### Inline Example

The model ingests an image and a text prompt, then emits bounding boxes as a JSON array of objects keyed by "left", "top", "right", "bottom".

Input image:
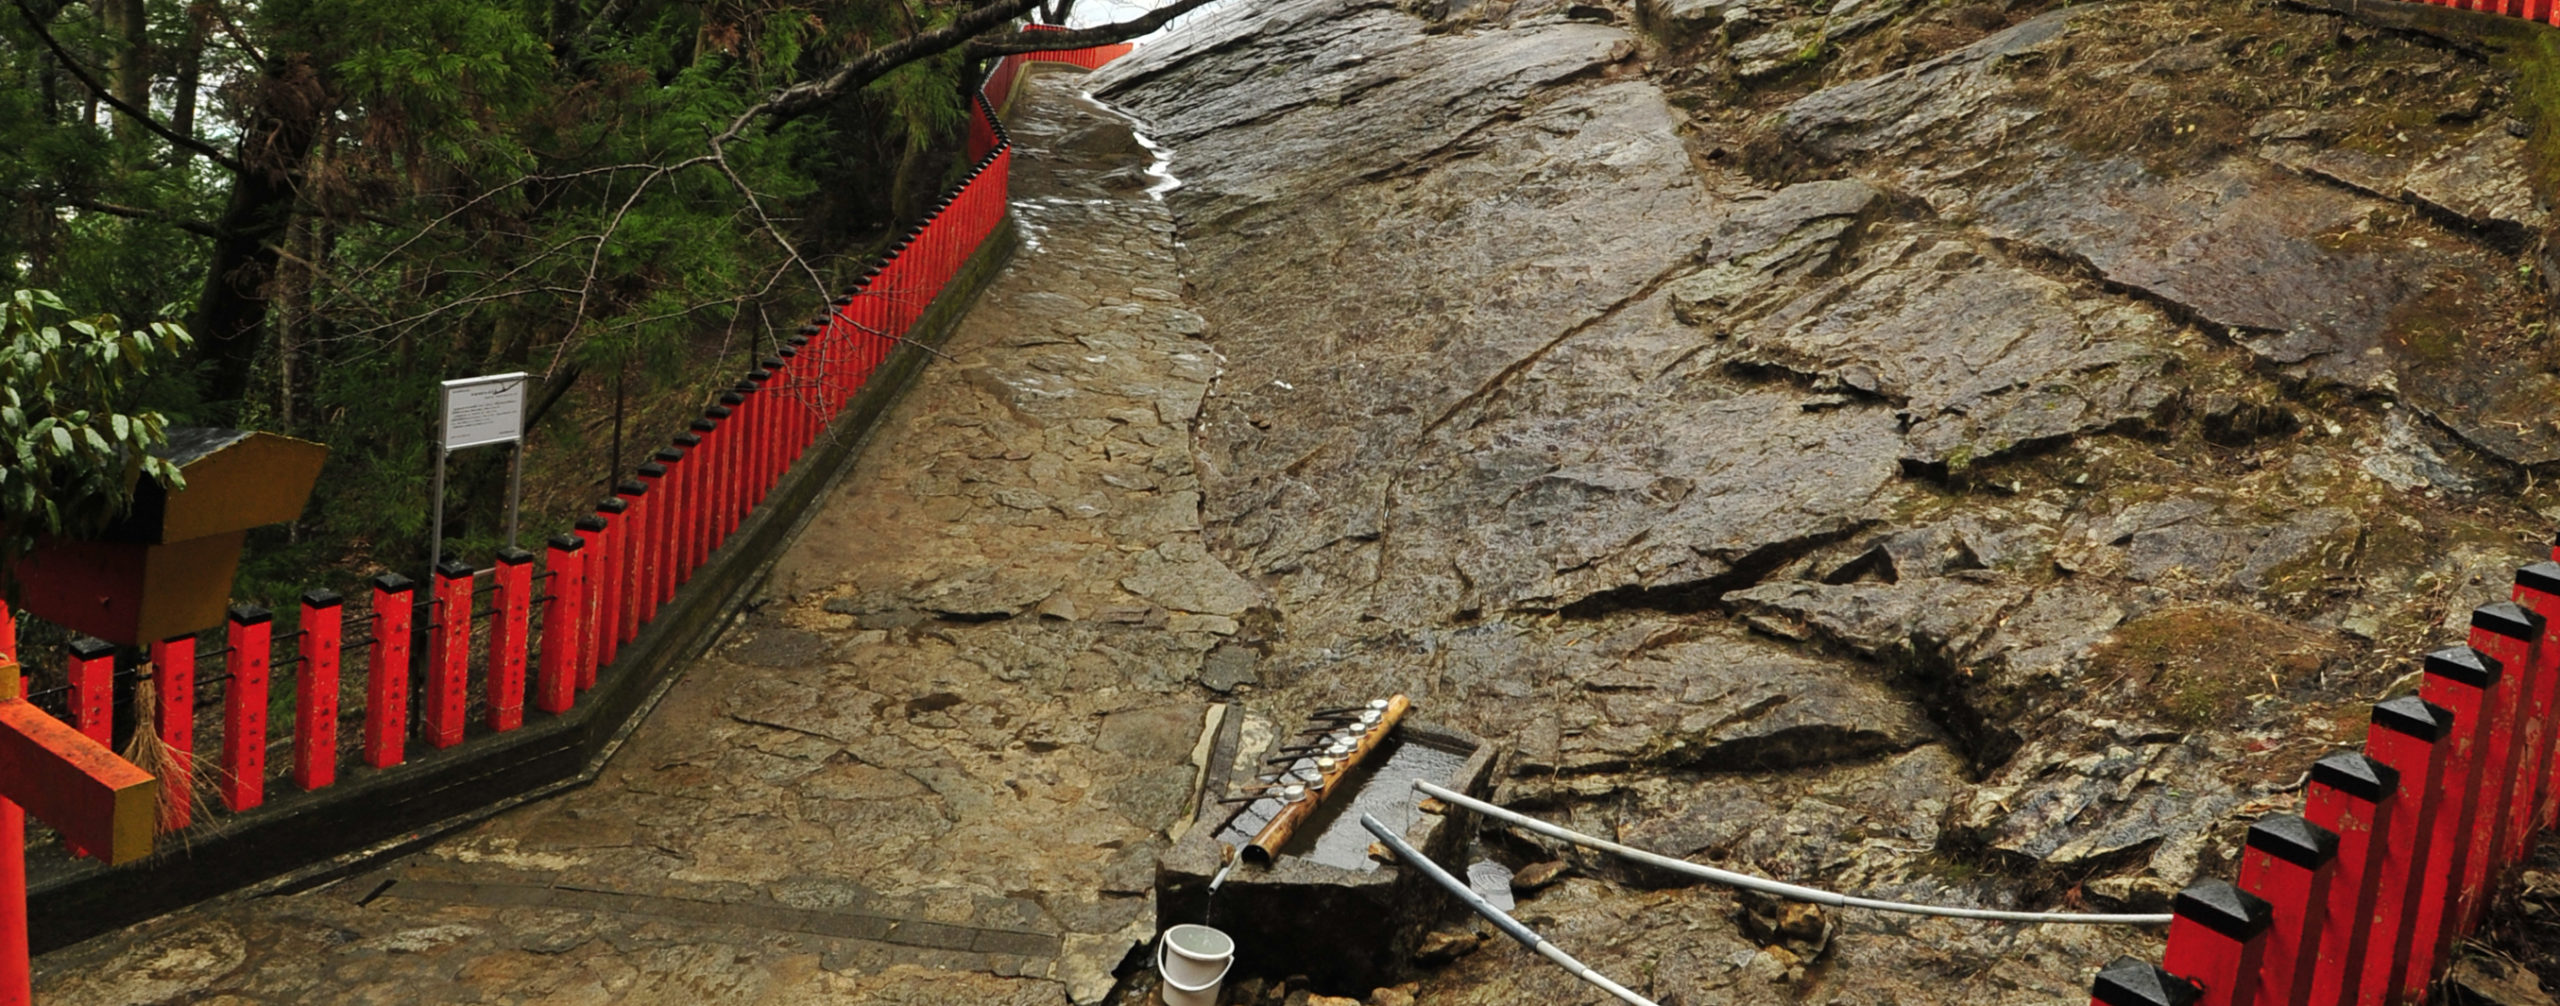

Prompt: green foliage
[
  {"left": 0, "top": 289, "right": 190, "bottom": 572},
  {"left": 2, "top": 0, "right": 998, "bottom": 594}
]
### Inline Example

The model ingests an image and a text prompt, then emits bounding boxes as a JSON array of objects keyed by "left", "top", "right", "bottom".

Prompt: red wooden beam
[
  {"left": 147, "top": 633, "right": 194, "bottom": 829},
  {"left": 488, "top": 549, "right": 532, "bottom": 732},
  {"left": 293, "top": 590, "right": 342, "bottom": 791},
  {"left": 423, "top": 561, "right": 473, "bottom": 749},
  {"left": 363, "top": 573, "right": 414, "bottom": 769},
  {"left": 2160, "top": 880, "right": 2270, "bottom": 1006},
  {"left": 2234, "top": 813, "right": 2335, "bottom": 1005},
  {"left": 2303, "top": 751, "right": 2396, "bottom": 1006},
  {"left": 2402, "top": 644, "right": 2499, "bottom": 996},
  {"left": 220, "top": 605, "right": 271, "bottom": 812},
  {"left": 65, "top": 637, "right": 113, "bottom": 747},
  {"left": 2514, "top": 561, "right": 2560, "bottom": 831},
  {"left": 2357, "top": 696, "right": 2449, "bottom": 1006},
  {"left": 537, "top": 535, "right": 585, "bottom": 716},
  {"left": 0, "top": 666, "right": 157, "bottom": 865}
]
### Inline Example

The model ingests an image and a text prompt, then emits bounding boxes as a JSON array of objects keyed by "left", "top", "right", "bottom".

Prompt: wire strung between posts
[
  {"left": 1359, "top": 813, "right": 1660, "bottom": 1006},
  {"left": 1412, "top": 780, "right": 2172, "bottom": 927}
]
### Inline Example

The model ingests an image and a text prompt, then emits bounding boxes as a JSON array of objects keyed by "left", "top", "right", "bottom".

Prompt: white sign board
[{"left": 440, "top": 373, "right": 528, "bottom": 450}]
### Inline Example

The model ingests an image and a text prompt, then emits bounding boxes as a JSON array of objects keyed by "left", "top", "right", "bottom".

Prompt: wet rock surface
[{"left": 41, "top": 0, "right": 2560, "bottom": 1000}]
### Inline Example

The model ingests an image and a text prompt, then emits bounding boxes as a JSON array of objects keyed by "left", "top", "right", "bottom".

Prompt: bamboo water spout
[{"left": 1239, "top": 694, "right": 1409, "bottom": 865}]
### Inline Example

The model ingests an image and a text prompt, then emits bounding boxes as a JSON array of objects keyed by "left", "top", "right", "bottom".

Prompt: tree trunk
[
  {"left": 191, "top": 64, "right": 327, "bottom": 418},
  {"left": 169, "top": 9, "right": 206, "bottom": 159},
  {"left": 101, "top": 0, "right": 148, "bottom": 144}
]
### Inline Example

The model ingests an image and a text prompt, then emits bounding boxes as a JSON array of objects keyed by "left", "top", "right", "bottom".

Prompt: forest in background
[{"left": 0, "top": 0, "right": 1100, "bottom": 614}]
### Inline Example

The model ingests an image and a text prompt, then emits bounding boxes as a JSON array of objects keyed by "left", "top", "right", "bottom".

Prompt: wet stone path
[{"left": 34, "top": 65, "right": 1242, "bottom": 1006}]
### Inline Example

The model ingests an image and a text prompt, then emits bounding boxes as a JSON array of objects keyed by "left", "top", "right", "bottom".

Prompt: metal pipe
[
  {"left": 1412, "top": 781, "right": 2170, "bottom": 926},
  {"left": 1360, "top": 814, "right": 1658, "bottom": 1006}
]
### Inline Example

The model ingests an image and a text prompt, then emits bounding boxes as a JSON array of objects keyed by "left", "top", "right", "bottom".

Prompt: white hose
[
  {"left": 1359, "top": 814, "right": 1659, "bottom": 1006},
  {"left": 1413, "top": 780, "right": 2171, "bottom": 926}
]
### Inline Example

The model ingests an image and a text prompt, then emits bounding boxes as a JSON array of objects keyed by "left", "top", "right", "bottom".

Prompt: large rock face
[{"left": 1091, "top": 0, "right": 2560, "bottom": 999}]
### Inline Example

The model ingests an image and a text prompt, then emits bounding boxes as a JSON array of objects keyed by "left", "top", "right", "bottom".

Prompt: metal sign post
[{"left": 432, "top": 373, "right": 530, "bottom": 576}]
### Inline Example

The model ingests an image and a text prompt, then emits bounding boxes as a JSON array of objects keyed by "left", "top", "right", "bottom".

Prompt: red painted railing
[
  {"left": 2404, "top": 0, "right": 2560, "bottom": 24},
  {"left": 0, "top": 29, "right": 1126, "bottom": 858},
  {"left": 2095, "top": 541, "right": 2560, "bottom": 1005}
]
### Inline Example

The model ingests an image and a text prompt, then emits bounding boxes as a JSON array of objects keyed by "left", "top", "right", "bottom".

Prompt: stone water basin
[{"left": 1156, "top": 720, "right": 1495, "bottom": 996}]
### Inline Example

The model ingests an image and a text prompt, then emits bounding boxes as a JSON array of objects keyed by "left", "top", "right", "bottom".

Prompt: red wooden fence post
[
  {"left": 718, "top": 391, "right": 748, "bottom": 535},
  {"left": 2514, "top": 563, "right": 2560, "bottom": 834},
  {"left": 2160, "top": 880, "right": 2271, "bottom": 1006},
  {"left": 364, "top": 573, "right": 413, "bottom": 769},
  {"left": 595, "top": 497, "right": 630, "bottom": 664},
  {"left": 294, "top": 590, "right": 342, "bottom": 791},
  {"left": 779, "top": 341, "right": 807, "bottom": 459},
  {"left": 489, "top": 548, "right": 533, "bottom": 732},
  {"left": 2303, "top": 751, "right": 2397, "bottom": 1006},
  {"left": 2234, "top": 813, "right": 2336, "bottom": 1006},
  {"left": 2460, "top": 602, "right": 2541, "bottom": 925},
  {"left": 538, "top": 535, "right": 585, "bottom": 715},
  {"left": 574, "top": 514, "right": 608, "bottom": 686},
  {"left": 2400, "top": 645, "right": 2496, "bottom": 1001},
  {"left": 750, "top": 363, "right": 780, "bottom": 496},
  {"left": 611, "top": 483, "right": 647, "bottom": 645},
  {"left": 703, "top": 406, "right": 735, "bottom": 543},
  {"left": 221, "top": 604, "right": 272, "bottom": 812},
  {"left": 2091, "top": 956, "right": 2198, "bottom": 1006},
  {"left": 2357, "top": 695, "right": 2450, "bottom": 1006},
  {"left": 0, "top": 601, "right": 13, "bottom": 661},
  {"left": 65, "top": 637, "right": 112, "bottom": 745},
  {"left": 680, "top": 426, "right": 712, "bottom": 570},
  {"left": 645, "top": 454, "right": 680, "bottom": 608},
  {"left": 635, "top": 462, "right": 671, "bottom": 618},
  {"left": 147, "top": 633, "right": 194, "bottom": 828},
  {"left": 423, "top": 560, "right": 473, "bottom": 749}
]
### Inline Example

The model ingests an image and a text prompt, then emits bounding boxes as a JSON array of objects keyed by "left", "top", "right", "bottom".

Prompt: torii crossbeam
[{"left": 0, "top": 608, "right": 161, "bottom": 1004}]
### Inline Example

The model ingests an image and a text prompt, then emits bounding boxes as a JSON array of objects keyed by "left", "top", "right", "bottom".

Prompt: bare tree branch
[
  {"left": 733, "top": 0, "right": 1042, "bottom": 129},
  {"left": 967, "top": 0, "right": 1224, "bottom": 57},
  {"left": 10, "top": 0, "right": 245, "bottom": 172},
  {"left": 59, "top": 197, "right": 222, "bottom": 238}
]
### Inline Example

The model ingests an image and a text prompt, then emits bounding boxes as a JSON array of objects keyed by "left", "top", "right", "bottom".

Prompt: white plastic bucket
[{"left": 1158, "top": 924, "right": 1234, "bottom": 1005}]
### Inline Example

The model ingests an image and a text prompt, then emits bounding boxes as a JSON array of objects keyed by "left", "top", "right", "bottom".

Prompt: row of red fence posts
[
  {"left": 12, "top": 37, "right": 1110, "bottom": 858},
  {"left": 2409, "top": 0, "right": 2560, "bottom": 26},
  {"left": 2095, "top": 545, "right": 2560, "bottom": 1006}
]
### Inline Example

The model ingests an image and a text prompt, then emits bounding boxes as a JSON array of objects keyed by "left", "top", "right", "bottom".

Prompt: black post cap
[
  {"left": 616, "top": 480, "right": 647, "bottom": 496},
  {"left": 2373, "top": 696, "right": 2450, "bottom": 741},
  {"left": 788, "top": 336, "right": 809, "bottom": 348},
  {"left": 2245, "top": 814, "right": 2339, "bottom": 870},
  {"left": 302, "top": 589, "right": 344, "bottom": 609},
  {"left": 2473, "top": 601, "right": 2543, "bottom": 642},
  {"left": 863, "top": 266, "right": 882, "bottom": 279},
  {"left": 675, "top": 432, "right": 703, "bottom": 448},
  {"left": 797, "top": 324, "right": 820, "bottom": 336},
  {"left": 2519, "top": 562, "right": 2560, "bottom": 596},
  {"left": 372, "top": 572, "right": 416, "bottom": 593},
  {"left": 832, "top": 294, "right": 855, "bottom": 306},
  {"left": 2310, "top": 751, "right": 2398, "bottom": 803},
  {"left": 707, "top": 405, "right": 734, "bottom": 419},
  {"left": 68, "top": 636, "right": 116, "bottom": 659},
  {"left": 2424, "top": 646, "right": 2500, "bottom": 688},
  {"left": 435, "top": 559, "right": 475, "bottom": 580},
  {"left": 496, "top": 548, "right": 535, "bottom": 565},
  {"left": 760, "top": 357, "right": 785, "bottom": 369},
  {"left": 637, "top": 462, "right": 668, "bottom": 479},
  {"left": 548, "top": 534, "right": 585, "bottom": 552},
  {"left": 719, "top": 392, "right": 744, "bottom": 406},
  {"left": 688, "top": 419, "right": 714, "bottom": 434},
  {"left": 748, "top": 370, "right": 771, "bottom": 383},
  {"left": 228, "top": 604, "right": 274, "bottom": 625},
  {"left": 733, "top": 381, "right": 758, "bottom": 394},
  {"left": 597, "top": 498, "right": 628, "bottom": 514},
  {"left": 653, "top": 448, "right": 684, "bottom": 464},
  {"left": 2092, "top": 956, "right": 2201, "bottom": 1006},
  {"left": 574, "top": 516, "right": 607, "bottom": 533},
  {"left": 776, "top": 347, "right": 797, "bottom": 360},
  {"left": 2172, "top": 880, "right": 2272, "bottom": 943}
]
